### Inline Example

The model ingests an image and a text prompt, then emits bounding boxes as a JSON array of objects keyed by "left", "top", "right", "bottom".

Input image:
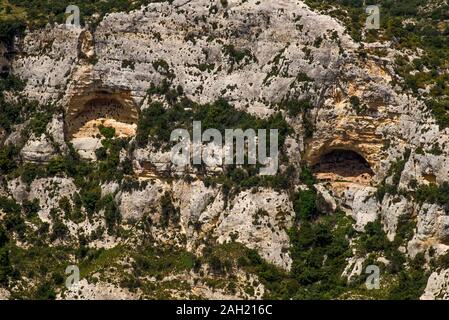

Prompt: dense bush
[
  {"left": 358, "top": 219, "right": 390, "bottom": 253},
  {"left": 33, "top": 281, "right": 56, "bottom": 300},
  {"left": 101, "top": 195, "right": 121, "bottom": 235},
  {"left": 288, "top": 212, "right": 354, "bottom": 299},
  {"left": 281, "top": 99, "right": 312, "bottom": 118},
  {"left": 130, "top": 245, "right": 196, "bottom": 279},
  {"left": 98, "top": 125, "right": 116, "bottom": 139},
  {"left": 437, "top": 252, "right": 449, "bottom": 269},
  {"left": 136, "top": 98, "right": 293, "bottom": 192},
  {"left": 159, "top": 192, "right": 179, "bottom": 227},
  {"left": 0, "top": 75, "right": 27, "bottom": 133},
  {"left": 387, "top": 253, "right": 428, "bottom": 300},
  {"left": 137, "top": 98, "right": 292, "bottom": 147},
  {"left": 202, "top": 213, "right": 354, "bottom": 299},
  {"left": 21, "top": 163, "right": 45, "bottom": 185},
  {"left": 80, "top": 183, "right": 102, "bottom": 217},
  {"left": 293, "top": 189, "right": 317, "bottom": 222},
  {"left": 0, "top": 196, "right": 21, "bottom": 214},
  {"left": 415, "top": 182, "right": 449, "bottom": 212},
  {"left": 223, "top": 45, "right": 254, "bottom": 65},
  {"left": 0, "top": 227, "right": 12, "bottom": 285},
  {"left": 49, "top": 218, "right": 69, "bottom": 242},
  {"left": 22, "top": 199, "right": 40, "bottom": 218},
  {"left": 0, "top": 19, "right": 26, "bottom": 45},
  {"left": 0, "top": 144, "right": 19, "bottom": 175}
]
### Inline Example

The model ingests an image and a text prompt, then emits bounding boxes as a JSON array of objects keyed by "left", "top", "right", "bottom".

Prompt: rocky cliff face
[{"left": 1, "top": 0, "right": 449, "bottom": 300}]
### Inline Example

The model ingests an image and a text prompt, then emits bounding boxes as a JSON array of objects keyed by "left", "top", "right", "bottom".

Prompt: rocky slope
[{"left": 1, "top": 0, "right": 449, "bottom": 299}]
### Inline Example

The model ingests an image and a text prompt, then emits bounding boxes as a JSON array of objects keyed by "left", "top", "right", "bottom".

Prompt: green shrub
[
  {"left": 299, "top": 166, "right": 316, "bottom": 187},
  {"left": 46, "top": 157, "right": 66, "bottom": 176},
  {"left": 293, "top": 189, "right": 317, "bottom": 222},
  {"left": 0, "top": 144, "right": 19, "bottom": 175},
  {"left": 160, "top": 192, "right": 179, "bottom": 227},
  {"left": 428, "top": 100, "right": 449, "bottom": 129},
  {"left": 0, "top": 196, "right": 21, "bottom": 214},
  {"left": 375, "top": 150, "right": 411, "bottom": 201},
  {"left": 21, "top": 163, "right": 45, "bottom": 185},
  {"left": 0, "top": 19, "right": 26, "bottom": 45},
  {"left": 152, "top": 59, "right": 173, "bottom": 78},
  {"left": 80, "top": 183, "right": 102, "bottom": 216},
  {"left": 22, "top": 199, "right": 40, "bottom": 218},
  {"left": 359, "top": 219, "right": 390, "bottom": 254},
  {"left": 50, "top": 218, "right": 69, "bottom": 242},
  {"left": 387, "top": 253, "right": 428, "bottom": 300},
  {"left": 0, "top": 226, "right": 11, "bottom": 285},
  {"left": 101, "top": 195, "right": 121, "bottom": 235},
  {"left": 393, "top": 214, "right": 416, "bottom": 247},
  {"left": 415, "top": 182, "right": 449, "bottom": 211},
  {"left": 223, "top": 45, "right": 254, "bottom": 64},
  {"left": 98, "top": 125, "right": 116, "bottom": 139},
  {"left": 3, "top": 211, "right": 26, "bottom": 239},
  {"left": 437, "top": 252, "right": 449, "bottom": 269},
  {"left": 33, "top": 281, "right": 56, "bottom": 300},
  {"left": 0, "top": 246, "right": 12, "bottom": 285},
  {"left": 130, "top": 245, "right": 196, "bottom": 279},
  {"left": 288, "top": 212, "right": 354, "bottom": 299},
  {"left": 28, "top": 110, "right": 53, "bottom": 136},
  {"left": 349, "top": 96, "right": 367, "bottom": 115},
  {"left": 281, "top": 99, "right": 312, "bottom": 118}
]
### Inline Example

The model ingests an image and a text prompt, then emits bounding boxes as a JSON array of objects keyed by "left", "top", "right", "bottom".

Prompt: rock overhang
[{"left": 65, "top": 86, "right": 139, "bottom": 139}]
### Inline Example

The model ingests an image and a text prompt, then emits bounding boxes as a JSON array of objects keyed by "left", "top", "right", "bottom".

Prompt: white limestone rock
[
  {"left": 118, "top": 179, "right": 169, "bottom": 221},
  {"left": 7, "top": 178, "right": 29, "bottom": 204},
  {"left": 7, "top": 0, "right": 449, "bottom": 294},
  {"left": 0, "top": 288, "right": 10, "bottom": 300},
  {"left": 101, "top": 181, "right": 120, "bottom": 197},
  {"left": 213, "top": 189, "right": 294, "bottom": 270},
  {"left": 47, "top": 114, "right": 68, "bottom": 154},
  {"left": 28, "top": 177, "right": 78, "bottom": 222},
  {"left": 71, "top": 137, "right": 102, "bottom": 161},
  {"left": 20, "top": 133, "right": 56, "bottom": 163},
  {"left": 380, "top": 195, "right": 413, "bottom": 241},
  {"left": 415, "top": 203, "right": 449, "bottom": 244},
  {"left": 315, "top": 184, "right": 337, "bottom": 214},
  {"left": 60, "top": 279, "right": 140, "bottom": 300},
  {"left": 421, "top": 269, "right": 449, "bottom": 300},
  {"left": 342, "top": 257, "right": 365, "bottom": 283},
  {"left": 4, "top": 121, "right": 27, "bottom": 148},
  {"left": 172, "top": 179, "right": 219, "bottom": 247},
  {"left": 339, "top": 185, "right": 379, "bottom": 232}
]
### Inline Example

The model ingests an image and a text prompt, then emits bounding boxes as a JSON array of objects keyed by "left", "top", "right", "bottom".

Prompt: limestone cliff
[{"left": 1, "top": 0, "right": 449, "bottom": 300}]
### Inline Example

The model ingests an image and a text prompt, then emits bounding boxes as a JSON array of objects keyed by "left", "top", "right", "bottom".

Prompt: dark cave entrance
[
  {"left": 66, "top": 89, "right": 139, "bottom": 140},
  {"left": 312, "top": 149, "right": 374, "bottom": 185}
]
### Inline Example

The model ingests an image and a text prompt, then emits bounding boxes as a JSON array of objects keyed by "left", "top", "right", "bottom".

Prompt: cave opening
[
  {"left": 312, "top": 149, "right": 374, "bottom": 185},
  {"left": 66, "top": 88, "right": 139, "bottom": 159},
  {"left": 66, "top": 89, "right": 139, "bottom": 141}
]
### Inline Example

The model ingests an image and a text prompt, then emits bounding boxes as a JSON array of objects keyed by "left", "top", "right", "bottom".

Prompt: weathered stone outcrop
[
  {"left": 421, "top": 269, "right": 449, "bottom": 300},
  {"left": 3, "top": 0, "right": 449, "bottom": 298},
  {"left": 213, "top": 189, "right": 294, "bottom": 269}
]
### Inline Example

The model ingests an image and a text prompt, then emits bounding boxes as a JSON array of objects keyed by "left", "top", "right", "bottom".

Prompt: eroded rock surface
[{"left": 2, "top": 0, "right": 449, "bottom": 300}]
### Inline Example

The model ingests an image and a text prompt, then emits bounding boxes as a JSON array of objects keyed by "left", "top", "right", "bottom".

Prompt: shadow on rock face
[
  {"left": 312, "top": 149, "right": 374, "bottom": 185},
  {"left": 66, "top": 87, "right": 139, "bottom": 159}
]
